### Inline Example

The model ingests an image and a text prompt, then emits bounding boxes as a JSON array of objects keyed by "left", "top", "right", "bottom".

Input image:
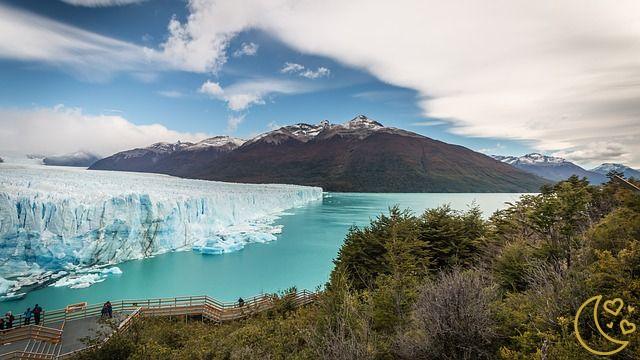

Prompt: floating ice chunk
[
  {"left": 0, "top": 276, "right": 16, "bottom": 295},
  {"left": 52, "top": 273, "right": 106, "bottom": 289},
  {"left": 101, "top": 267, "right": 123, "bottom": 275}
]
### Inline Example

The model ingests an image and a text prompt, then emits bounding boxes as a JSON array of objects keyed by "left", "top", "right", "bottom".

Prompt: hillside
[{"left": 91, "top": 115, "right": 547, "bottom": 192}]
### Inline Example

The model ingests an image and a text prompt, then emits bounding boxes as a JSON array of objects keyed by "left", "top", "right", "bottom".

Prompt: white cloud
[
  {"left": 0, "top": 3, "right": 167, "bottom": 81},
  {"left": 163, "top": 0, "right": 640, "bottom": 167},
  {"left": 226, "top": 114, "right": 245, "bottom": 132},
  {"left": 200, "top": 81, "right": 225, "bottom": 96},
  {"left": 0, "top": 105, "right": 209, "bottom": 156},
  {"left": 280, "top": 62, "right": 330, "bottom": 79},
  {"left": 233, "top": 42, "right": 259, "bottom": 57},
  {"left": 281, "top": 62, "right": 305, "bottom": 74},
  {"left": 553, "top": 142, "right": 630, "bottom": 166},
  {"left": 60, "top": 0, "right": 146, "bottom": 7},
  {"left": 199, "top": 78, "right": 312, "bottom": 111},
  {"left": 300, "top": 67, "right": 330, "bottom": 79}
]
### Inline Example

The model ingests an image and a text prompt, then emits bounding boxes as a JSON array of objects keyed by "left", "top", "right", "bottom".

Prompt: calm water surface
[{"left": 3, "top": 192, "right": 525, "bottom": 313}]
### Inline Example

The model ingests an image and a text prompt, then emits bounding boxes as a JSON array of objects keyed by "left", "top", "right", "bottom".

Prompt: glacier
[{"left": 0, "top": 163, "right": 322, "bottom": 295}]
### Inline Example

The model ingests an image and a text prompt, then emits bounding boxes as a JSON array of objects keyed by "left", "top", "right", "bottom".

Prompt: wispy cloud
[
  {"left": 199, "top": 78, "right": 313, "bottom": 111},
  {"left": 0, "top": 3, "right": 166, "bottom": 81},
  {"left": 226, "top": 114, "right": 245, "bottom": 132},
  {"left": 233, "top": 42, "right": 259, "bottom": 57},
  {"left": 281, "top": 62, "right": 305, "bottom": 74},
  {"left": 280, "top": 62, "right": 330, "bottom": 79},
  {"left": 0, "top": 105, "right": 209, "bottom": 156}
]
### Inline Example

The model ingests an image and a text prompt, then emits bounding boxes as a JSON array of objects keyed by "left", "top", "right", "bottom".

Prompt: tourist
[
  {"left": 106, "top": 301, "right": 113, "bottom": 318},
  {"left": 0, "top": 318, "right": 4, "bottom": 330},
  {"left": 6, "top": 312, "right": 14, "bottom": 329},
  {"left": 238, "top": 297, "right": 245, "bottom": 307},
  {"left": 101, "top": 302, "right": 108, "bottom": 318},
  {"left": 23, "top": 308, "right": 32, "bottom": 325},
  {"left": 33, "top": 304, "right": 43, "bottom": 325}
]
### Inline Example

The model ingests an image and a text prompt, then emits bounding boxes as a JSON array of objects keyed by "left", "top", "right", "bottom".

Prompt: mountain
[
  {"left": 91, "top": 115, "right": 547, "bottom": 192},
  {"left": 90, "top": 136, "right": 245, "bottom": 174},
  {"left": 492, "top": 153, "right": 606, "bottom": 184},
  {"left": 591, "top": 163, "right": 640, "bottom": 179},
  {"left": 43, "top": 151, "right": 102, "bottom": 167}
]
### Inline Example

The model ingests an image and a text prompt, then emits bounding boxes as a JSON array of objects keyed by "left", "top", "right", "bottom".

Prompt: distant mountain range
[
  {"left": 492, "top": 153, "right": 640, "bottom": 184},
  {"left": 90, "top": 115, "right": 546, "bottom": 192},
  {"left": 591, "top": 163, "right": 640, "bottom": 179}
]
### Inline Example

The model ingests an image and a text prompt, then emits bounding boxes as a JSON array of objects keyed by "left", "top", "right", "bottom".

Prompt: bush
[{"left": 397, "top": 268, "right": 498, "bottom": 360}]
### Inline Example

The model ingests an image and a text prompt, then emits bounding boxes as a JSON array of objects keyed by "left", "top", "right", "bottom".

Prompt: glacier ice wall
[{"left": 0, "top": 164, "right": 322, "bottom": 293}]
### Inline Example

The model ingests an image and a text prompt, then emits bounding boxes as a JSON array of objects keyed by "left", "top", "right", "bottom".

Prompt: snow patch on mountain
[
  {"left": 188, "top": 136, "right": 245, "bottom": 149},
  {"left": 343, "top": 114, "right": 384, "bottom": 130},
  {"left": 492, "top": 153, "right": 566, "bottom": 166}
]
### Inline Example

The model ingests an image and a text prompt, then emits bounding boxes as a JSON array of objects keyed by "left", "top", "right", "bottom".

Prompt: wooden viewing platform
[{"left": 0, "top": 290, "right": 317, "bottom": 359}]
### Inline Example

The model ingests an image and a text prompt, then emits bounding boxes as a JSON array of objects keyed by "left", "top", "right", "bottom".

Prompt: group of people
[
  {"left": 0, "top": 311, "right": 15, "bottom": 330},
  {"left": 0, "top": 304, "right": 43, "bottom": 330},
  {"left": 101, "top": 301, "right": 113, "bottom": 318}
]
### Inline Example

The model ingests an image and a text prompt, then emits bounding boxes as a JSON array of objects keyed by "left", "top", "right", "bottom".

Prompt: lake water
[{"left": 2, "top": 192, "right": 524, "bottom": 313}]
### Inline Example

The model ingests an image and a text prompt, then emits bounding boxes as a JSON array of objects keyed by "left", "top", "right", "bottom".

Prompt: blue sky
[{"left": 0, "top": 0, "right": 638, "bottom": 167}]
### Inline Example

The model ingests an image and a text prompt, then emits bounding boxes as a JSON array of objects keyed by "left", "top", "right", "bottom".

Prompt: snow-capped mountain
[
  {"left": 492, "top": 153, "right": 606, "bottom": 184},
  {"left": 244, "top": 115, "right": 405, "bottom": 146},
  {"left": 492, "top": 153, "right": 565, "bottom": 166},
  {"left": 591, "top": 163, "right": 640, "bottom": 179},
  {"left": 92, "top": 115, "right": 547, "bottom": 192},
  {"left": 42, "top": 151, "right": 102, "bottom": 167},
  {"left": 91, "top": 136, "right": 245, "bottom": 173}
]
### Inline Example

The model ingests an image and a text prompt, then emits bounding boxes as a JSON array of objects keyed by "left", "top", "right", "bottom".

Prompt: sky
[{"left": 0, "top": 0, "right": 639, "bottom": 168}]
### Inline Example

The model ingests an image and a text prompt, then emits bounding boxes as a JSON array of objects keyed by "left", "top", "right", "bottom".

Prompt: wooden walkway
[{"left": 0, "top": 290, "right": 317, "bottom": 359}]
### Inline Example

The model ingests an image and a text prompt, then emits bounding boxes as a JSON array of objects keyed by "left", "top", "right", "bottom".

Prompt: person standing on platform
[
  {"left": 33, "top": 304, "right": 43, "bottom": 325},
  {"left": 106, "top": 301, "right": 113, "bottom": 318},
  {"left": 6, "top": 312, "right": 14, "bottom": 329},
  {"left": 23, "top": 308, "right": 32, "bottom": 325}
]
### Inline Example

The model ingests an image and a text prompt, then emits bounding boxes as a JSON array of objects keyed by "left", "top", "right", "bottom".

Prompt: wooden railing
[
  {"left": 0, "top": 325, "right": 62, "bottom": 345},
  {"left": 1, "top": 290, "right": 317, "bottom": 360}
]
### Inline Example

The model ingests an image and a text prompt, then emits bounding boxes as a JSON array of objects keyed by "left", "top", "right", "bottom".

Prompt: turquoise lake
[{"left": 2, "top": 192, "right": 524, "bottom": 313}]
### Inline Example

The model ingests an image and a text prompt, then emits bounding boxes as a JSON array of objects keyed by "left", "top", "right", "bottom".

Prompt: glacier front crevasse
[{"left": 0, "top": 164, "right": 322, "bottom": 294}]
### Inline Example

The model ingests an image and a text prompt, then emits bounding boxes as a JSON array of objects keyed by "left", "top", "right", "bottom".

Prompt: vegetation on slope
[{"left": 78, "top": 173, "right": 640, "bottom": 359}]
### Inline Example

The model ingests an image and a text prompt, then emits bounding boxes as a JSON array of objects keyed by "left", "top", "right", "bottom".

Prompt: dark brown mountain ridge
[{"left": 90, "top": 115, "right": 547, "bottom": 192}]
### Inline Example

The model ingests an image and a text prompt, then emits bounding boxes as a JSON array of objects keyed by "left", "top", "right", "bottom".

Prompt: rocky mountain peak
[{"left": 343, "top": 115, "right": 384, "bottom": 130}]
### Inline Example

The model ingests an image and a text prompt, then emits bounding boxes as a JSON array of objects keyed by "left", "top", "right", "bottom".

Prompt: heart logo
[
  {"left": 606, "top": 322, "right": 614, "bottom": 329},
  {"left": 620, "top": 319, "right": 636, "bottom": 335},
  {"left": 604, "top": 298, "right": 624, "bottom": 316}
]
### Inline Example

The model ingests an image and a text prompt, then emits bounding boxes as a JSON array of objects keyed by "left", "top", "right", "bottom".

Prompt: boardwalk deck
[{"left": 0, "top": 290, "right": 317, "bottom": 359}]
